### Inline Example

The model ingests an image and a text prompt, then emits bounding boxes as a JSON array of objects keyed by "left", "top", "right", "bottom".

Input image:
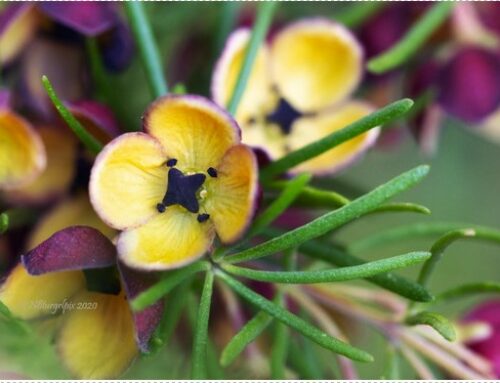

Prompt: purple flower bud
[
  {"left": 98, "top": 20, "right": 135, "bottom": 73},
  {"left": 437, "top": 47, "right": 500, "bottom": 123}
]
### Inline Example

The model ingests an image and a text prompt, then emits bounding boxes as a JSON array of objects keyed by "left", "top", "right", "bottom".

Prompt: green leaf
[
  {"left": 42, "top": 76, "right": 103, "bottom": 154},
  {"left": 220, "top": 311, "right": 272, "bottom": 367},
  {"left": 226, "top": 2, "right": 277, "bottom": 116},
  {"left": 271, "top": 319, "right": 289, "bottom": 379},
  {"left": 263, "top": 227, "right": 433, "bottom": 302},
  {"left": 405, "top": 311, "right": 456, "bottom": 342},
  {"left": 249, "top": 173, "right": 312, "bottom": 238},
  {"left": 436, "top": 282, "right": 500, "bottom": 303},
  {"left": 334, "top": 2, "right": 386, "bottom": 28},
  {"left": 216, "top": 270, "right": 374, "bottom": 363},
  {"left": 222, "top": 251, "right": 430, "bottom": 284},
  {"left": 226, "top": 165, "right": 430, "bottom": 264},
  {"left": 371, "top": 202, "right": 431, "bottom": 215},
  {"left": 367, "top": 2, "right": 454, "bottom": 74},
  {"left": 259, "top": 99, "right": 414, "bottom": 183},
  {"left": 418, "top": 227, "right": 500, "bottom": 288},
  {"left": 191, "top": 270, "right": 215, "bottom": 379},
  {"left": 124, "top": 1, "right": 168, "bottom": 98},
  {"left": 131, "top": 260, "right": 210, "bottom": 311}
]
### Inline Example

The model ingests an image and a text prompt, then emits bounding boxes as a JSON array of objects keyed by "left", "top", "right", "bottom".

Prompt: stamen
[
  {"left": 197, "top": 213, "right": 210, "bottom": 223},
  {"left": 199, "top": 189, "right": 208, "bottom": 199},
  {"left": 207, "top": 167, "right": 218, "bottom": 178},
  {"left": 166, "top": 158, "right": 177, "bottom": 167},
  {"left": 156, "top": 203, "right": 166, "bottom": 213}
]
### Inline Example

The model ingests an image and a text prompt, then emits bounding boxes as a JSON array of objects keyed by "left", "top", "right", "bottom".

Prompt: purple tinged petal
[
  {"left": 98, "top": 20, "right": 135, "bottom": 72},
  {"left": 21, "top": 226, "right": 116, "bottom": 275},
  {"left": 66, "top": 100, "right": 121, "bottom": 143},
  {"left": 118, "top": 262, "right": 164, "bottom": 353},
  {"left": 38, "top": 2, "right": 118, "bottom": 37},
  {"left": 437, "top": 47, "right": 500, "bottom": 123},
  {"left": 476, "top": 2, "right": 500, "bottom": 36},
  {"left": 0, "top": 88, "right": 11, "bottom": 111}
]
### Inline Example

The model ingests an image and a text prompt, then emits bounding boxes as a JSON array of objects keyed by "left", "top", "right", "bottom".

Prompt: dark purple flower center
[
  {"left": 266, "top": 98, "right": 303, "bottom": 135},
  {"left": 157, "top": 160, "right": 215, "bottom": 222}
]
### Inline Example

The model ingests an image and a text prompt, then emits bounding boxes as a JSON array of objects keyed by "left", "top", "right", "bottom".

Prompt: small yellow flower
[
  {"left": 89, "top": 95, "right": 258, "bottom": 270},
  {"left": 212, "top": 18, "right": 380, "bottom": 174}
]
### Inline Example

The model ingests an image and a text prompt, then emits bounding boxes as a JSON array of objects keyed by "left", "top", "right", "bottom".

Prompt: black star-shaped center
[{"left": 159, "top": 168, "right": 206, "bottom": 213}]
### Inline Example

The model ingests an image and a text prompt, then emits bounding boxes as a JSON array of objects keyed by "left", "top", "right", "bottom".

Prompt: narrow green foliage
[
  {"left": 289, "top": 337, "right": 325, "bottom": 379},
  {"left": 249, "top": 173, "right": 312, "bottom": 237},
  {"left": 271, "top": 319, "right": 289, "bottom": 379},
  {"left": 149, "top": 279, "right": 192, "bottom": 353},
  {"left": 226, "top": 2, "right": 277, "bottom": 116},
  {"left": 405, "top": 311, "right": 456, "bottom": 342},
  {"left": 264, "top": 227, "right": 433, "bottom": 302},
  {"left": 259, "top": 99, "right": 414, "bottom": 183},
  {"left": 437, "top": 282, "right": 500, "bottom": 302},
  {"left": 0, "top": 213, "right": 8, "bottom": 235},
  {"left": 227, "top": 165, "right": 429, "bottom": 264},
  {"left": 222, "top": 251, "right": 430, "bottom": 284},
  {"left": 86, "top": 38, "right": 112, "bottom": 104},
  {"left": 124, "top": 1, "right": 168, "bottom": 98},
  {"left": 216, "top": 270, "right": 374, "bottom": 363},
  {"left": 418, "top": 227, "right": 500, "bottom": 288},
  {"left": 220, "top": 311, "right": 272, "bottom": 367},
  {"left": 372, "top": 202, "right": 430, "bottom": 215},
  {"left": 42, "top": 76, "right": 103, "bottom": 154},
  {"left": 334, "top": 2, "right": 386, "bottom": 28},
  {"left": 382, "top": 345, "right": 400, "bottom": 380},
  {"left": 131, "top": 261, "right": 210, "bottom": 311},
  {"left": 367, "top": 2, "right": 454, "bottom": 73},
  {"left": 215, "top": 2, "right": 241, "bottom": 55},
  {"left": 191, "top": 271, "right": 215, "bottom": 379}
]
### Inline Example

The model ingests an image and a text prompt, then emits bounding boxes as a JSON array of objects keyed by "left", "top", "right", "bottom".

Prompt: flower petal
[
  {"left": 66, "top": 100, "right": 121, "bottom": 144},
  {"left": 204, "top": 144, "right": 258, "bottom": 243},
  {"left": 98, "top": 20, "right": 135, "bottom": 72},
  {"left": 22, "top": 226, "right": 116, "bottom": 275},
  {"left": 287, "top": 101, "right": 379, "bottom": 174},
  {"left": 0, "top": 111, "right": 46, "bottom": 189},
  {"left": 211, "top": 28, "right": 277, "bottom": 122},
  {"left": 57, "top": 290, "right": 138, "bottom": 379},
  {"left": 38, "top": 2, "right": 117, "bottom": 37},
  {"left": 143, "top": 95, "right": 240, "bottom": 172},
  {"left": 4, "top": 126, "right": 77, "bottom": 204},
  {"left": 0, "top": 4, "right": 38, "bottom": 65},
  {"left": 241, "top": 120, "right": 287, "bottom": 160},
  {"left": 437, "top": 47, "right": 500, "bottom": 122},
  {"left": 118, "top": 263, "right": 164, "bottom": 352},
  {"left": 89, "top": 132, "right": 167, "bottom": 230},
  {"left": 117, "top": 206, "right": 215, "bottom": 270},
  {"left": 0, "top": 264, "right": 85, "bottom": 320},
  {"left": 28, "top": 193, "right": 115, "bottom": 250},
  {"left": 270, "top": 18, "right": 363, "bottom": 112}
]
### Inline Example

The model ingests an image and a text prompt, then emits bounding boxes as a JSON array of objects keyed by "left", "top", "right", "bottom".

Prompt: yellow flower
[
  {"left": 212, "top": 18, "right": 380, "bottom": 174},
  {"left": 89, "top": 95, "right": 258, "bottom": 270}
]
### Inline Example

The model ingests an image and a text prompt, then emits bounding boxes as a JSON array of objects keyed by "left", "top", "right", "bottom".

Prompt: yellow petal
[
  {"left": 287, "top": 101, "right": 379, "bottom": 174},
  {"left": 143, "top": 95, "right": 240, "bottom": 172},
  {"left": 0, "top": 5, "right": 39, "bottom": 65},
  {"left": 212, "top": 29, "right": 278, "bottom": 122},
  {"left": 89, "top": 132, "right": 167, "bottom": 230},
  {"left": 0, "top": 111, "right": 45, "bottom": 189},
  {"left": 28, "top": 193, "right": 115, "bottom": 250},
  {"left": 58, "top": 290, "right": 138, "bottom": 379},
  {"left": 204, "top": 144, "right": 258, "bottom": 243},
  {"left": 0, "top": 264, "right": 85, "bottom": 320},
  {"left": 117, "top": 206, "right": 214, "bottom": 270},
  {"left": 4, "top": 126, "right": 77, "bottom": 203},
  {"left": 270, "top": 19, "right": 363, "bottom": 112},
  {"left": 241, "top": 120, "right": 287, "bottom": 160}
]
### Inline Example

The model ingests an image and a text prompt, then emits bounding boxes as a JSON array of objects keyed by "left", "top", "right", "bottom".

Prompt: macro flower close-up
[{"left": 1, "top": 1, "right": 500, "bottom": 382}]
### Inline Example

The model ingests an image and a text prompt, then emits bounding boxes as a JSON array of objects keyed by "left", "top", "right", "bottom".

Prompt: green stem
[
  {"left": 226, "top": 165, "right": 429, "bottom": 264},
  {"left": 124, "top": 1, "right": 168, "bottom": 98},
  {"left": 191, "top": 270, "right": 215, "bottom": 379},
  {"left": 436, "top": 281, "right": 500, "bottom": 303},
  {"left": 367, "top": 2, "right": 454, "bottom": 74},
  {"left": 85, "top": 38, "right": 111, "bottom": 103},
  {"left": 216, "top": 269, "right": 374, "bottom": 363},
  {"left": 226, "top": 2, "right": 277, "bottom": 116},
  {"left": 42, "top": 76, "right": 103, "bottom": 154},
  {"left": 131, "top": 260, "right": 210, "bottom": 311},
  {"left": 259, "top": 99, "right": 414, "bottom": 183},
  {"left": 334, "top": 2, "right": 386, "bottom": 28}
]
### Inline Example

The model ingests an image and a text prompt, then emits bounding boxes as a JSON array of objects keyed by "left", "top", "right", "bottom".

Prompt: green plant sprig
[
  {"left": 436, "top": 282, "right": 500, "bottom": 303},
  {"left": 367, "top": 2, "right": 454, "bottom": 74},
  {"left": 405, "top": 311, "right": 456, "bottom": 342},
  {"left": 226, "top": 165, "right": 429, "bottom": 264},
  {"left": 42, "top": 76, "right": 103, "bottom": 155},
  {"left": 222, "top": 251, "right": 430, "bottom": 284},
  {"left": 259, "top": 98, "right": 414, "bottom": 183},
  {"left": 124, "top": 1, "right": 168, "bottom": 98}
]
